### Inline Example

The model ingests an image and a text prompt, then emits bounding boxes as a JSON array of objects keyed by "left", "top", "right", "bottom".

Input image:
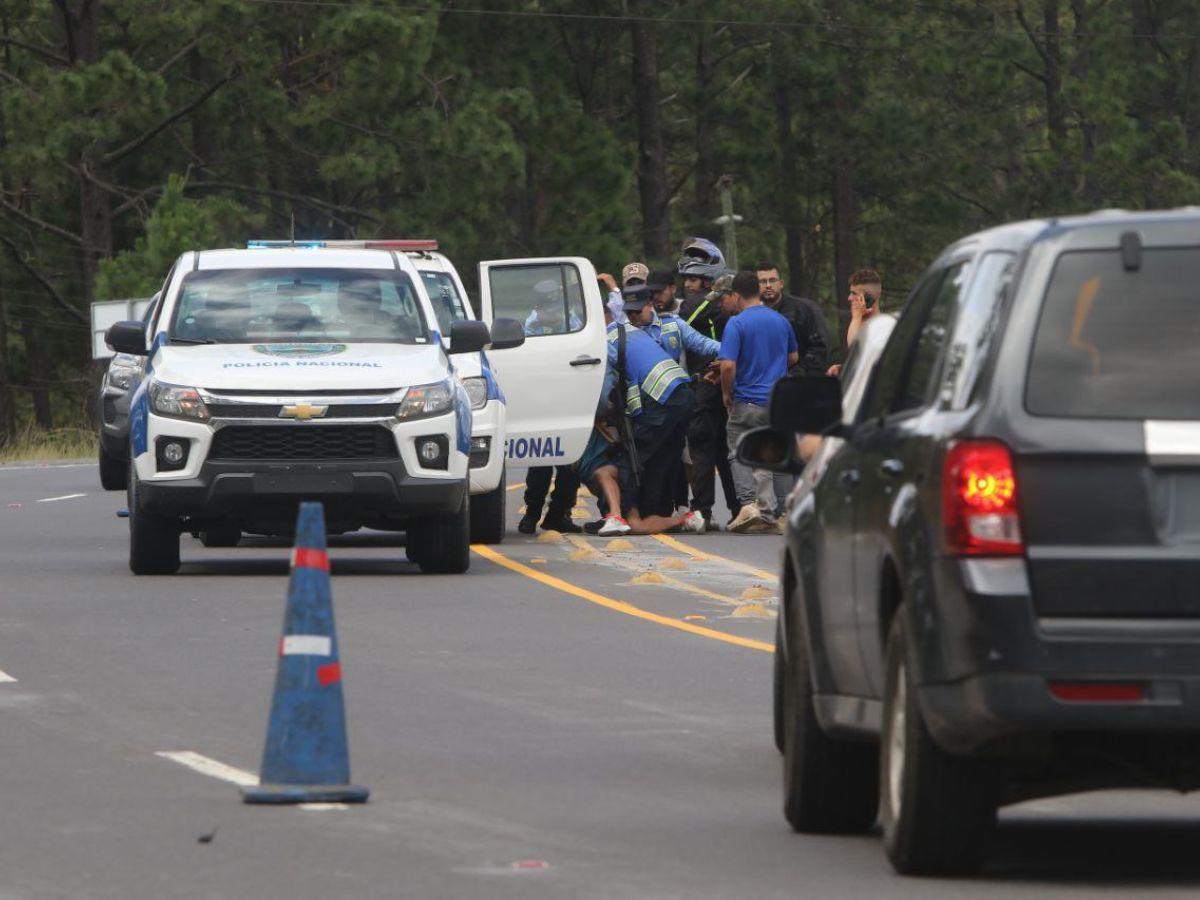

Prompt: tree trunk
[
  {"left": 693, "top": 29, "right": 716, "bottom": 228},
  {"left": 630, "top": 3, "right": 670, "bottom": 261},
  {"left": 0, "top": 287, "right": 15, "bottom": 446},
  {"left": 21, "top": 319, "right": 53, "bottom": 429},
  {"left": 771, "top": 43, "right": 804, "bottom": 294}
]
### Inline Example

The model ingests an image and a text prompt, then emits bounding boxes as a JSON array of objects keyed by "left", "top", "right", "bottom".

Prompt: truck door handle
[
  {"left": 839, "top": 469, "right": 861, "bottom": 488},
  {"left": 879, "top": 459, "right": 904, "bottom": 478},
  {"left": 570, "top": 356, "right": 602, "bottom": 367}
]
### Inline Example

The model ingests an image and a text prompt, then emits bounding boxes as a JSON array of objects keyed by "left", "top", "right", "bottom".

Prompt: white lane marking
[
  {"left": 0, "top": 670, "right": 17, "bottom": 684},
  {"left": 156, "top": 750, "right": 257, "bottom": 787},
  {"left": 281, "top": 634, "right": 332, "bottom": 656},
  {"left": 155, "top": 751, "right": 348, "bottom": 810},
  {"left": 36, "top": 493, "right": 86, "bottom": 503},
  {"left": 0, "top": 463, "right": 92, "bottom": 473}
]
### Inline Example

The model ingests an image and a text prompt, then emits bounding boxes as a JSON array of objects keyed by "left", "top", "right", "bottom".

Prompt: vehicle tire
[
  {"left": 781, "top": 601, "right": 878, "bottom": 834},
  {"left": 415, "top": 489, "right": 470, "bottom": 574},
  {"left": 880, "top": 607, "right": 997, "bottom": 876},
  {"left": 469, "top": 468, "right": 506, "bottom": 545},
  {"left": 773, "top": 616, "right": 786, "bottom": 753},
  {"left": 99, "top": 442, "right": 127, "bottom": 491},
  {"left": 199, "top": 524, "right": 241, "bottom": 548},
  {"left": 128, "top": 462, "right": 180, "bottom": 575}
]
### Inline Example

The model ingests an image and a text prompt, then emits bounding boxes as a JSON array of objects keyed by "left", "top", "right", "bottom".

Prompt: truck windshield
[
  {"left": 1027, "top": 249, "right": 1200, "bottom": 419},
  {"left": 169, "top": 268, "right": 429, "bottom": 344}
]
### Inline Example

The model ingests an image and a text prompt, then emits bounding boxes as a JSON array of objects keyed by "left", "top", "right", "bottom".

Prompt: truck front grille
[{"left": 209, "top": 425, "right": 398, "bottom": 461}]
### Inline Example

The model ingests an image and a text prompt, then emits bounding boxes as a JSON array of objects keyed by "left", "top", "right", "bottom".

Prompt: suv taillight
[{"left": 943, "top": 440, "right": 1024, "bottom": 557}]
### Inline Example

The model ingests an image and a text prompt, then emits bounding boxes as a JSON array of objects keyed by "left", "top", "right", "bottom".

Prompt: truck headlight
[
  {"left": 461, "top": 376, "right": 488, "bottom": 410},
  {"left": 149, "top": 381, "right": 210, "bottom": 421},
  {"left": 396, "top": 380, "right": 454, "bottom": 420}
]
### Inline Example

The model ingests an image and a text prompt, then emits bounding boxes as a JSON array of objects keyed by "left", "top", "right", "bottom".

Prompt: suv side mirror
[
  {"left": 106, "top": 321, "right": 148, "bottom": 356},
  {"left": 448, "top": 320, "right": 491, "bottom": 355},
  {"left": 489, "top": 317, "right": 525, "bottom": 351},
  {"left": 735, "top": 426, "right": 803, "bottom": 475},
  {"left": 769, "top": 375, "right": 843, "bottom": 434}
]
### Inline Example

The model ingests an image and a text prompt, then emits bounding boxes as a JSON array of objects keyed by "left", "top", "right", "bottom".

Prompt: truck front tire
[
  {"left": 128, "top": 463, "right": 181, "bottom": 575},
  {"left": 414, "top": 490, "right": 470, "bottom": 574},
  {"left": 469, "top": 468, "right": 506, "bottom": 545}
]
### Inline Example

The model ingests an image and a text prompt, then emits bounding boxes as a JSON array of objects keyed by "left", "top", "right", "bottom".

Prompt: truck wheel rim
[{"left": 888, "top": 664, "right": 906, "bottom": 820}]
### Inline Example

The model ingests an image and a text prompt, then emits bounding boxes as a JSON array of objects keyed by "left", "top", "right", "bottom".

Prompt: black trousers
[
  {"left": 687, "top": 388, "right": 738, "bottom": 517},
  {"left": 523, "top": 465, "right": 579, "bottom": 524},
  {"left": 620, "top": 387, "right": 694, "bottom": 518}
]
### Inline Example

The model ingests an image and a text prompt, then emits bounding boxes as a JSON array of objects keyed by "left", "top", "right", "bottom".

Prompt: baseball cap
[
  {"left": 621, "top": 262, "right": 649, "bottom": 286},
  {"left": 645, "top": 268, "right": 674, "bottom": 290},
  {"left": 621, "top": 283, "right": 652, "bottom": 311}
]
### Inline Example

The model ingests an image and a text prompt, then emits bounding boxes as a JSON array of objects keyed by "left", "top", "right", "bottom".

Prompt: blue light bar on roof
[{"left": 246, "top": 240, "right": 327, "bottom": 249}]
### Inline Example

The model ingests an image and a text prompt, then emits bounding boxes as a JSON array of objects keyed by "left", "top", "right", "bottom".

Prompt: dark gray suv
[{"left": 742, "top": 210, "right": 1200, "bottom": 876}]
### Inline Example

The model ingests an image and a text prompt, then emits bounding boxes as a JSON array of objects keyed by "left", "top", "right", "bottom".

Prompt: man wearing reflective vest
[{"left": 606, "top": 285, "right": 696, "bottom": 521}]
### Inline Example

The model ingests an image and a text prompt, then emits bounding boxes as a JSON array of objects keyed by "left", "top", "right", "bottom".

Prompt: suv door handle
[
  {"left": 839, "top": 469, "right": 861, "bottom": 488},
  {"left": 570, "top": 356, "right": 602, "bottom": 367},
  {"left": 879, "top": 458, "right": 904, "bottom": 478}
]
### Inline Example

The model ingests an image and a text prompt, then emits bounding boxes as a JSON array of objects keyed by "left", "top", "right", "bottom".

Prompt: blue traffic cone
[{"left": 242, "top": 502, "right": 369, "bottom": 804}]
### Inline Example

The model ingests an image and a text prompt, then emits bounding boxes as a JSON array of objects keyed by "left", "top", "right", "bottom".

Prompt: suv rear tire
[
  {"left": 880, "top": 608, "right": 997, "bottom": 876},
  {"left": 414, "top": 490, "right": 470, "bottom": 574},
  {"left": 128, "top": 463, "right": 180, "bottom": 575},
  {"left": 781, "top": 603, "right": 878, "bottom": 833},
  {"left": 99, "top": 443, "right": 127, "bottom": 491},
  {"left": 469, "top": 468, "right": 506, "bottom": 544}
]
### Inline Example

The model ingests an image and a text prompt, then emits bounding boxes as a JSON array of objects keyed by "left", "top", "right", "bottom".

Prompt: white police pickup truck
[{"left": 105, "top": 241, "right": 608, "bottom": 575}]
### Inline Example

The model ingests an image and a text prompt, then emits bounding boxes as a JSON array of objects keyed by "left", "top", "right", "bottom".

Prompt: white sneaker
[
  {"left": 728, "top": 504, "right": 766, "bottom": 534},
  {"left": 598, "top": 514, "right": 632, "bottom": 536},
  {"left": 682, "top": 510, "right": 705, "bottom": 533}
]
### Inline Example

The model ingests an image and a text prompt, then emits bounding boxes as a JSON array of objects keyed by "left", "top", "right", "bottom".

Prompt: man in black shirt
[{"left": 755, "top": 261, "right": 830, "bottom": 376}]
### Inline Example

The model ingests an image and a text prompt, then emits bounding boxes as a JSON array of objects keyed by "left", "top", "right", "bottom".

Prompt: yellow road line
[
  {"left": 506, "top": 482, "right": 526, "bottom": 492},
  {"left": 563, "top": 534, "right": 750, "bottom": 607},
  {"left": 651, "top": 533, "right": 777, "bottom": 581},
  {"left": 471, "top": 544, "right": 772, "bottom": 653}
]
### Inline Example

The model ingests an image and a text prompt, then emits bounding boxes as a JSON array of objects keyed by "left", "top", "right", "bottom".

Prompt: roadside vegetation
[{"left": 0, "top": 425, "right": 94, "bottom": 464}]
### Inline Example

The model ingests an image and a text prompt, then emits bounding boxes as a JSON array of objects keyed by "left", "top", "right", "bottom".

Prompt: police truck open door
[{"left": 479, "top": 257, "right": 607, "bottom": 465}]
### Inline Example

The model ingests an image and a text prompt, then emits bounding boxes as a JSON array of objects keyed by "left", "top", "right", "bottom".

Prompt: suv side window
[
  {"left": 858, "top": 271, "right": 945, "bottom": 421},
  {"left": 893, "top": 261, "right": 967, "bottom": 413}
]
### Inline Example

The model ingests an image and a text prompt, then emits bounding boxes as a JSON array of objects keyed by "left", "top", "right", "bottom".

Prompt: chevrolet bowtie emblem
[{"left": 279, "top": 403, "right": 329, "bottom": 421}]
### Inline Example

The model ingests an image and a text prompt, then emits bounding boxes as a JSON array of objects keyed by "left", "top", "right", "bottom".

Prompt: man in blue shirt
[{"left": 718, "top": 270, "right": 799, "bottom": 533}]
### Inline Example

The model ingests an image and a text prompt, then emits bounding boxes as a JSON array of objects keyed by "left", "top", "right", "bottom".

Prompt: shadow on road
[
  {"left": 178, "top": 558, "right": 417, "bottom": 576},
  {"left": 984, "top": 818, "right": 1200, "bottom": 884}
]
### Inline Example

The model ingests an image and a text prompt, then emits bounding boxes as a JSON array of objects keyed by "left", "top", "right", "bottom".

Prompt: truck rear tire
[
  {"left": 99, "top": 442, "right": 127, "bottom": 491},
  {"left": 415, "top": 490, "right": 470, "bottom": 574},
  {"left": 880, "top": 607, "right": 997, "bottom": 876},
  {"left": 782, "top": 601, "right": 878, "bottom": 834},
  {"left": 128, "top": 464, "right": 180, "bottom": 575},
  {"left": 469, "top": 469, "right": 506, "bottom": 544},
  {"left": 199, "top": 524, "right": 241, "bottom": 548}
]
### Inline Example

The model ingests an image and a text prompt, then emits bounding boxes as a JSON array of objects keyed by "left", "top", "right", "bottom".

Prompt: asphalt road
[{"left": 2, "top": 461, "right": 1200, "bottom": 898}]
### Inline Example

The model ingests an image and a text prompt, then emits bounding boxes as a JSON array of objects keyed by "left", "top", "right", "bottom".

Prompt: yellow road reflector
[
  {"left": 470, "top": 545, "right": 773, "bottom": 652},
  {"left": 651, "top": 534, "right": 776, "bottom": 581},
  {"left": 605, "top": 538, "right": 635, "bottom": 551},
  {"left": 659, "top": 557, "right": 687, "bottom": 571},
  {"left": 537, "top": 530, "right": 563, "bottom": 543},
  {"left": 530, "top": 558, "right": 547, "bottom": 565},
  {"left": 570, "top": 548, "right": 600, "bottom": 561},
  {"left": 741, "top": 585, "right": 774, "bottom": 601},
  {"left": 631, "top": 571, "right": 665, "bottom": 585},
  {"left": 683, "top": 615, "right": 707, "bottom": 622},
  {"left": 731, "top": 603, "right": 773, "bottom": 619}
]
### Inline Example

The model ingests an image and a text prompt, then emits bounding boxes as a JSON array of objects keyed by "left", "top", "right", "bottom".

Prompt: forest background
[{"left": 1, "top": 0, "right": 1198, "bottom": 446}]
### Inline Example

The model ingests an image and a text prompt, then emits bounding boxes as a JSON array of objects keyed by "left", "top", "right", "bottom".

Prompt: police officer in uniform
[
  {"left": 519, "top": 278, "right": 583, "bottom": 534},
  {"left": 607, "top": 285, "right": 697, "bottom": 521},
  {"left": 676, "top": 244, "right": 739, "bottom": 529}
]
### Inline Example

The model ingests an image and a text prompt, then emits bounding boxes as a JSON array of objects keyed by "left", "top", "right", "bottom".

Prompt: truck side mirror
[
  {"left": 106, "top": 321, "right": 148, "bottom": 356},
  {"left": 735, "top": 426, "right": 804, "bottom": 475},
  {"left": 448, "top": 320, "right": 491, "bottom": 355},
  {"left": 769, "top": 375, "right": 843, "bottom": 435},
  {"left": 488, "top": 317, "right": 526, "bottom": 351}
]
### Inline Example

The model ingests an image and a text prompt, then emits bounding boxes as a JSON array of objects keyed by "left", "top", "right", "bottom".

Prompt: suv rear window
[{"left": 1027, "top": 248, "right": 1200, "bottom": 419}]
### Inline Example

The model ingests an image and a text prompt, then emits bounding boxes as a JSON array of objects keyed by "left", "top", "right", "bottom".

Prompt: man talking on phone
[{"left": 829, "top": 268, "right": 883, "bottom": 376}]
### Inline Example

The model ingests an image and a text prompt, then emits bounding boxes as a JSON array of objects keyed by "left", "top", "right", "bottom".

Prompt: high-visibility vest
[{"left": 607, "top": 324, "right": 689, "bottom": 416}]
